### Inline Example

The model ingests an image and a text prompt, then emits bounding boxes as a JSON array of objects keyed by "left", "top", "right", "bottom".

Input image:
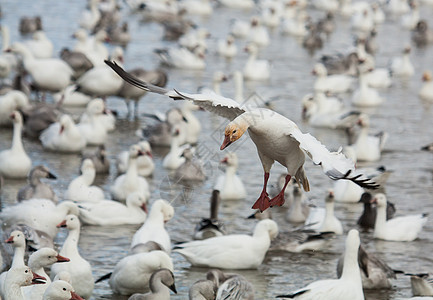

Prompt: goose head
[
  {"left": 28, "top": 165, "right": 56, "bottom": 184},
  {"left": 325, "top": 189, "right": 335, "bottom": 203},
  {"left": 345, "top": 229, "right": 360, "bottom": 253},
  {"left": 126, "top": 192, "right": 148, "bottom": 213},
  {"left": 110, "top": 46, "right": 124, "bottom": 64},
  {"left": 312, "top": 63, "right": 327, "bottom": 76},
  {"left": 10, "top": 110, "right": 23, "bottom": 125},
  {"left": 371, "top": 193, "right": 387, "bottom": 207},
  {"left": 138, "top": 141, "right": 152, "bottom": 157},
  {"left": 29, "top": 247, "right": 70, "bottom": 269},
  {"left": 72, "top": 29, "right": 88, "bottom": 42},
  {"left": 221, "top": 118, "right": 249, "bottom": 150},
  {"left": 10, "top": 90, "right": 29, "bottom": 109},
  {"left": 220, "top": 152, "right": 239, "bottom": 168},
  {"left": 5, "top": 230, "right": 26, "bottom": 247},
  {"left": 44, "top": 280, "right": 83, "bottom": 300},
  {"left": 129, "top": 144, "right": 144, "bottom": 160},
  {"left": 244, "top": 43, "right": 258, "bottom": 55},
  {"left": 213, "top": 71, "right": 228, "bottom": 84},
  {"left": 150, "top": 269, "right": 177, "bottom": 294},
  {"left": 86, "top": 98, "right": 105, "bottom": 116},
  {"left": 59, "top": 115, "right": 74, "bottom": 134},
  {"left": 56, "top": 214, "right": 80, "bottom": 230},
  {"left": 422, "top": 70, "right": 432, "bottom": 82},
  {"left": 255, "top": 219, "right": 279, "bottom": 240},
  {"left": 6, "top": 266, "right": 46, "bottom": 286},
  {"left": 151, "top": 199, "right": 175, "bottom": 222}
]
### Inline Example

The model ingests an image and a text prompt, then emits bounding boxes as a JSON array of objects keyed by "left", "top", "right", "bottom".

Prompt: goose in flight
[{"left": 105, "top": 60, "right": 378, "bottom": 212}]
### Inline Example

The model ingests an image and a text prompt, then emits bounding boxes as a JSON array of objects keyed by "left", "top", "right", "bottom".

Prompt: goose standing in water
[
  {"left": 0, "top": 90, "right": 29, "bottom": 126},
  {"left": 117, "top": 141, "right": 154, "bottom": 177},
  {"left": 128, "top": 269, "right": 177, "bottom": 300},
  {"left": 105, "top": 61, "right": 378, "bottom": 213},
  {"left": 77, "top": 99, "right": 109, "bottom": 146},
  {"left": 243, "top": 43, "right": 270, "bottom": 81},
  {"left": 17, "top": 165, "right": 57, "bottom": 202},
  {"left": 277, "top": 229, "right": 364, "bottom": 300},
  {"left": 175, "top": 148, "right": 206, "bottom": 181},
  {"left": 419, "top": 70, "right": 433, "bottom": 102},
  {"left": 51, "top": 215, "right": 94, "bottom": 299},
  {"left": 214, "top": 152, "right": 246, "bottom": 200},
  {"left": 194, "top": 190, "right": 226, "bottom": 240},
  {"left": 162, "top": 125, "right": 188, "bottom": 170},
  {"left": 81, "top": 145, "right": 110, "bottom": 174},
  {"left": 0, "top": 111, "right": 32, "bottom": 179},
  {"left": 353, "top": 114, "right": 388, "bottom": 162},
  {"left": 357, "top": 192, "right": 396, "bottom": 230},
  {"left": 390, "top": 46, "right": 414, "bottom": 77}
]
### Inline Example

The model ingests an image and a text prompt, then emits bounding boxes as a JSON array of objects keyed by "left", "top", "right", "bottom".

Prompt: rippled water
[{"left": 0, "top": 1, "right": 433, "bottom": 299}]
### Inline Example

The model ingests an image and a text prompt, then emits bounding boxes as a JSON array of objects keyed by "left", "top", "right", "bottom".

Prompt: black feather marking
[
  {"left": 276, "top": 289, "right": 308, "bottom": 298},
  {"left": 95, "top": 272, "right": 112, "bottom": 283}
]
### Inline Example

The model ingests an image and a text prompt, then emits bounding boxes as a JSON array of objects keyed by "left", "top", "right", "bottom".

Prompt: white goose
[
  {"left": 401, "top": 1, "right": 419, "bottom": 30},
  {"left": 108, "top": 250, "right": 174, "bottom": 296},
  {"left": 79, "top": 98, "right": 116, "bottom": 133},
  {"left": 217, "top": 35, "right": 238, "bottom": 59},
  {"left": 243, "top": 43, "right": 270, "bottom": 81},
  {"left": 180, "top": 101, "right": 201, "bottom": 145},
  {"left": 247, "top": 17, "right": 270, "bottom": 47},
  {"left": 53, "top": 85, "right": 91, "bottom": 107},
  {"left": 390, "top": 46, "right": 414, "bottom": 77},
  {"left": 117, "top": 141, "right": 155, "bottom": 177},
  {"left": 76, "top": 47, "right": 123, "bottom": 98},
  {"left": 155, "top": 46, "right": 206, "bottom": 70},
  {"left": 230, "top": 19, "right": 250, "bottom": 38},
  {"left": 105, "top": 61, "right": 378, "bottom": 213},
  {"left": 304, "top": 190, "right": 343, "bottom": 235},
  {"left": 79, "top": 0, "right": 101, "bottom": 31},
  {"left": 214, "top": 152, "right": 247, "bottom": 200},
  {"left": 419, "top": 71, "right": 433, "bottom": 102},
  {"left": 43, "top": 280, "right": 83, "bottom": 300},
  {"left": 64, "top": 159, "right": 105, "bottom": 203},
  {"left": 373, "top": 194, "right": 427, "bottom": 242},
  {"left": 0, "top": 199, "right": 79, "bottom": 239},
  {"left": 5, "top": 266, "right": 47, "bottom": 300},
  {"left": 6, "top": 42, "right": 73, "bottom": 93},
  {"left": 286, "top": 185, "right": 310, "bottom": 224},
  {"left": 179, "top": 28, "right": 209, "bottom": 50},
  {"left": 162, "top": 125, "right": 187, "bottom": 170},
  {"left": 40, "top": 114, "right": 87, "bottom": 153},
  {"left": 24, "top": 31, "right": 54, "bottom": 59},
  {"left": 0, "top": 25, "right": 18, "bottom": 79},
  {"left": 313, "top": 63, "right": 354, "bottom": 93},
  {"left": 219, "top": 0, "right": 254, "bottom": 9},
  {"left": 174, "top": 219, "right": 278, "bottom": 269},
  {"left": 364, "top": 67, "right": 392, "bottom": 89},
  {"left": 179, "top": 0, "right": 212, "bottom": 16},
  {"left": 131, "top": 199, "right": 174, "bottom": 253},
  {"left": 110, "top": 145, "right": 150, "bottom": 202},
  {"left": 129, "top": 268, "right": 177, "bottom": 299},
  {"left": 0, "top": 91, "right": 29, "bottom": 126},
  {"left": 281, "top": 11, "right": 309, "bottom": 37},
  {"left": 352, "top": 71, "right": 385, "bottom": 107},
  {"left": 353, "top": 114, "right": 388, "bottom": 162},
  {"left": 78, "top": 192, "right": 147, "bottom": 226},
  {"left": 276, "top": 229, "right": 364, "bottom": 300},
  {"left": 77, "top": 99, "right": 108, "bottom": 146},
  {"left": 51, "top": 215, "right": 94, "bottom": 299},
  {"left": 0, "top": 111, "right": 32, "bottom": 179},
  {"left": 22, "top": 248, "right": 70, "bottom": 300}
]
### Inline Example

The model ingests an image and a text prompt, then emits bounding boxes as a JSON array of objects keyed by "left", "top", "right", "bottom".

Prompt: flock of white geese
[{"left": 0, "top": 0, "right": 432, "bottom": 299}]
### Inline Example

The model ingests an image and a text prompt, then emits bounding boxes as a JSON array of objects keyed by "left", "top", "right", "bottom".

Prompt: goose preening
[
  {"left": 357, "top": 192, "right": 396, "bottom": 230},
  {"left": 208, "top": 269, "right": 254, "bottom": 300},
  {"left": 131, "top": 199, "right": 174, "bottom": 253},
  {"left": 194, "top": 190, "right": 226, "bottom": 240},
  {"left": 110, "top": 144, "right": 150, "bottom": 202},
  {"left": 0, "top": 111, "right": 32, "bottom": 179},
  {"left": 173, "top": 219, "right": 278, "bottom": 269},
  {"left": 43, "top": 280, "right": 83, "bottom": 300},
  {"left": 105, "top": 61, "right": 378, "bottom": 213},
  {"left": 51, "top": 215, "right": 94, "bottom": 299},
  {"left": 128, "top": 268, "right": 177, "bottom": 300},
  {"left": 419, "top": 71, "right": 433, "bottom": 102},
  {"left": 64, "top": 159, "right": 105, "bottom": 203},
  {"left": 372, "top": 193, "right": 427, "bottom": 242},
  {"left": 188, "top": 274, "right": 218, "bottom": 300},
  {"left": 78, "top": 192, "right": 147, "bottom": 226},
  {"left": 337, "top": 244, "right": 398, "bottom": 289},
  {"left": 276, "top": 229, "right": 364, "bottom": 300},
  {"left": 6, "top": 42, "right": 73, "bottom": 95},
  {"left": 104, "top": 250, "right": 174, "bottom": 296},
  {"left": 0, "top": 199, "right": 79, "bottom": 240},
  {"left": 214, "top": 152, "right": 247, "bottom": 200},
  {"left": 175, "top": 148, "right": 206, "bottom": 181},
  {"left": 22, "top": 248, "right": 70, "bottom": 300},
  {"left": 406, "top": 273, "right": 433, "bottom": 296},
  {"left": 40, "top": 114, "right": 87, "bottom": 153},
  {"left": 117, "top": 141, "right": 154, "bottom": 177},
  {"left": 179, "top": 27, "right": 210, "bottom": 51},
  {"left": 4, "top": 266, "right": 46, "bottom": 300},
  {"left": 17, "top": 165, "right": 57, "bottom": 202},
  {"left": 0, "top": 90, "right": 29, "bottom": 126}
]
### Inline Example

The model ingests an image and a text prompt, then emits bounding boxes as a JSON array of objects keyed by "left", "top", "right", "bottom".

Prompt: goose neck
[
  {"left": 82, "top": 168, "right": 96, "bottom": 186},
  {"left": 325, "top": 201, "right": 335, "bottom": 219},
  {"left": 125, "top": 156, "right": 138, "bottom": 180},
  {"left": 62, "top": 228, "right": 80, "bottom": 257},
  {"left": 12, "top": 246, "right": 26, "bottom": 267},
  {"left": 6, "top": 282, "right": 25, "bottom": 299},
  {"left": 213, "top": 81, "right": 221, "bottom": 95},
  {"left": 234, "top": 73, "right": 244, "bottom": 103},
  {"left": 1, "top": 26, "right": 10, "bottom": 51},
  {"left": 340, "top": 242, "right": 361, "bottom": 281},
  {"left": 374, "top": 205, "right": 387, "bottom": 231},
  {"left": 12, "top": 121, "right": 25, "bottom": 153}
]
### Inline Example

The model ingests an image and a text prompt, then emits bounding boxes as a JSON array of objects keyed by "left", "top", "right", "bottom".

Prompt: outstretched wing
[
  {"left": 105, "top": 60, "right": 245, "bottom": 120},
  {"left": 288, "top": 128, "right": 379, "bottom": 189}
]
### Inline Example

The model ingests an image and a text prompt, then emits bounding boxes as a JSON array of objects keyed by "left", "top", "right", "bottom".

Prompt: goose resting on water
[{"left": 105, "top": 60, "right": 378, "bottom": 212}]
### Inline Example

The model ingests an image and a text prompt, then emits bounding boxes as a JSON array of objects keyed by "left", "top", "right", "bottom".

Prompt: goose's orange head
[{"left": 220, "top": 122, "right": 248, "bottom": 150}]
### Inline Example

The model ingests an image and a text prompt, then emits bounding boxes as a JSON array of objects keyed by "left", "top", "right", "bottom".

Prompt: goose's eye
[
  {"left": 48, "top": 256, "right": 52, "bottom": 259},
  {"left": 25, "top": 270, "right": 28, "bottom": 273},
  {"left": 63, "top": 288, "right": 66, "bottom": 291},
  {"left": 232, "top": 130, "right": 237, "bottom": 134}
]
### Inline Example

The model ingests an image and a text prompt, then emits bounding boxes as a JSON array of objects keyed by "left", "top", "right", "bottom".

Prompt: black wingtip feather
[
  {"left": 104, "top": 60, "right": 150, "bottom": 92},
  {"left": 95, "top": 272, "right": 112, "bottom": 283},
  {"left": 329, "top": 169, "right": 380, "bottom": 189}
]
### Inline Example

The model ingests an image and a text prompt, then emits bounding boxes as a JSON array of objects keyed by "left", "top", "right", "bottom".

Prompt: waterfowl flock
[{"left": 0, "top": 0, "right": 432, "bottom": 299}]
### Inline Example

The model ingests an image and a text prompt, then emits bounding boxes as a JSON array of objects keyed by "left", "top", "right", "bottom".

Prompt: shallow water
[{"left": 0, "top": 0, "right": 433, "bottom": 299}]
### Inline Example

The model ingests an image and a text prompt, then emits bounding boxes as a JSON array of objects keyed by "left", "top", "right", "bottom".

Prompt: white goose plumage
[
  {"left": 117, "top": 141, "right": 155, "bottom": 177},
  {"left": 277, "top": 229, "right": 364, "bottom": 300},
  {"left": 0, "top": 91, "right": 29, "bottom": 126},
  {"left": 174, "top": 219, "right": 278, "bottom": 269},
  {"left": 214, "top": 152, "right": 247, "bottom": 200},
  {"left": 105, "top": 61, "right": 378, "bottom": 213},
  {"left": 0, "top": 111, "right": 32, "bottom": 179},
  {"left": 373, "top": 193, "right": 427, "bottom": 242}
]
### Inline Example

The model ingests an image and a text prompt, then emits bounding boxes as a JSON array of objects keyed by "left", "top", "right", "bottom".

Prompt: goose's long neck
[
  {"left": 147, "top": 207, "right": 164, "bottom": 227},
  {"left": 125, "top": 156, "right": 138, "bottom": 182},
  {"left": 1, "top": 26, "right": 10, "bottom": 51},
  {"left": 325, "top": 201, "right": 335, "bottom": 220},
  {"left": 359, "top": 73, "right": 368, "bottom": 90},
  {"left": 149, "top": 278, "right": 170, "bottom": 297},
  {"left": 62, "top": 228, "right": 80, "bottom": 257},
  {"left": 225, "top": 164, "right": 237, "bottom": 178},
  {"left": 403, "top": 53, "right": 411, "bottom": 66},
  {"left": 213, "top": 81, "right": 221, "bottom": 95},
  {"left": 30, "top": 175, "right": 42, "bottom": 187},
  {"left": 12, "top": 245, "right": 26, "bottom": 267},
  {"left": 247, "top": 51, "right": 257, "bottom": 64},
  {"left": 12, "top": 121, "right": 25, "bottom": 153},
  {"left": 341, "top": 242, "right": 361, "bottom": 281},
  {"left": 82, "top": 168, "right": 96, "bottom": 186},
  {"left": 170, "top": 135, "right": 180, "bottom": 154},
  {"left": 5, "top": 281, "right": 25, "bottom": 300},
  {"left": 374, "top": 205, "right": 387, "bottom": 231},
  {"left": 234, "top": 73, "right": 244, "bottom": 103}
]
